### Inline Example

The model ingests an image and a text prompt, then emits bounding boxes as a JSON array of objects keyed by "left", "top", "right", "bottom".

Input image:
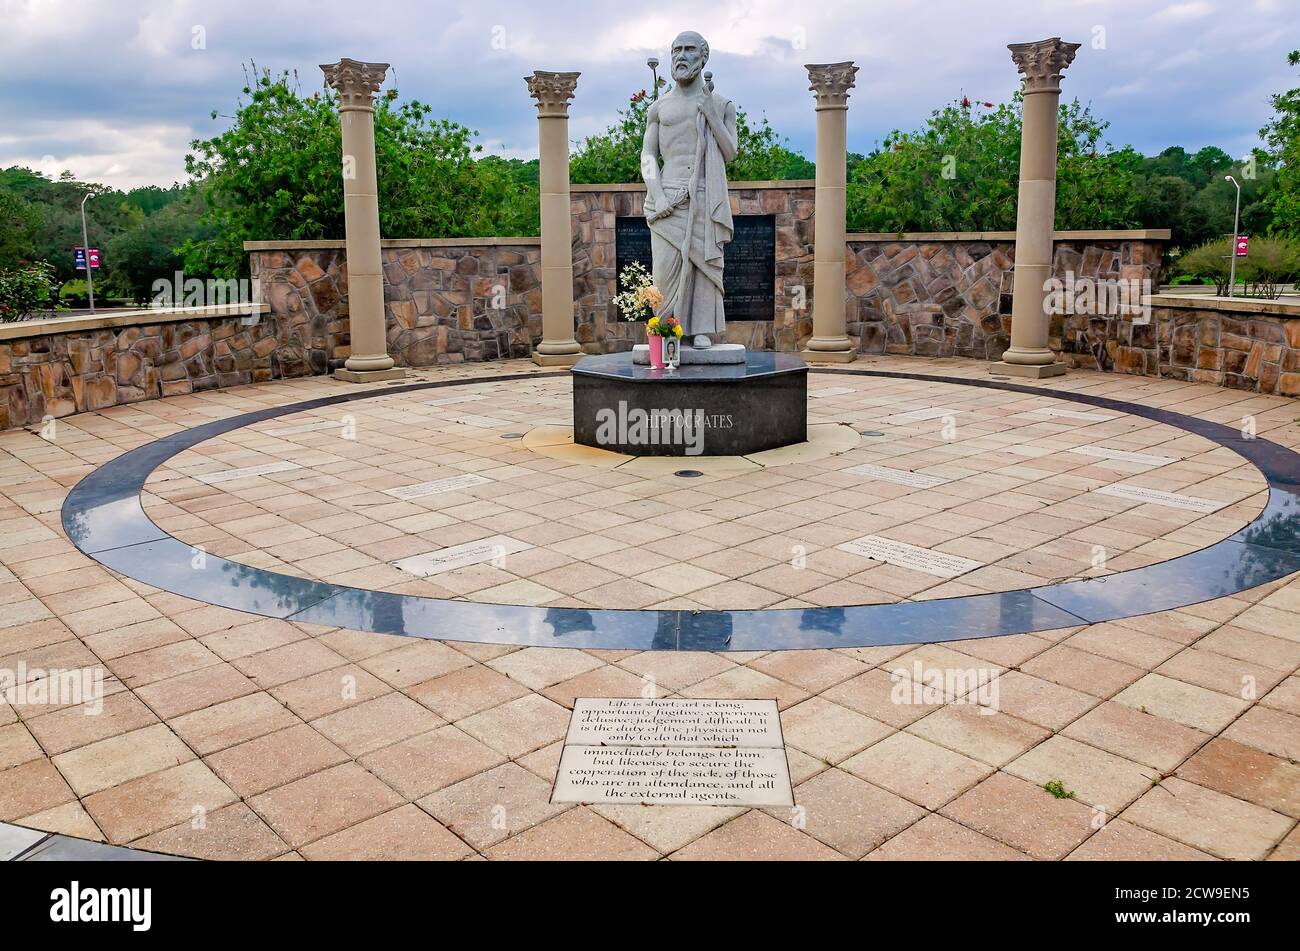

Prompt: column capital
[
  {"left": 805, "top": 61, "right": 858, "bottom": 110},
  {"left": 1008, "top": 38, "right": 1080, "bottom": 94},
  {"left": 320, "top": 58, "right": 390, "bottom": 112},
  {"left": 526, "top": 71, "right": 580, "bottom": 118}
]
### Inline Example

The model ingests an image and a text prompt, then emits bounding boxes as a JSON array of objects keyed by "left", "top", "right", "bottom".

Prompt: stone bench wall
[
  {"left": 0, "top": 306, "right": 272, "bottom": 431},
  {"left": 1083, "top": 295, "right": 1300, "bottom": 395}
]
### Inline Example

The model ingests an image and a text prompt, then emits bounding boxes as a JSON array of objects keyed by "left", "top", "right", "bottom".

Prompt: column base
[
  {"left": 333, "top": 367, "right": 408, "bottom": 383},
  {"left": 991, "top": 360, "right": 1067, "bottom": 379},
  {"left": 801, "top": 348, "right": 858, "bottom": 364},
  {"left": 532, "top": 351, "right": 582, "bottom": 368}
]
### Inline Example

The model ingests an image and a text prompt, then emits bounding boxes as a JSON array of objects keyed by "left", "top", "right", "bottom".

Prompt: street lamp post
[
  {"left": 1225, "top": 174, "right": 1241, "bottom": 299},
  {"left": 647, "top": 57, "right": 660, "bottom": 99},
  {"left": 79, "top": 192, "right": 95, "bottom": 313}
]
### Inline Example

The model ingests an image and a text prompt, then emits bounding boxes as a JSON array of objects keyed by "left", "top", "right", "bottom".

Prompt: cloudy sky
[{"left": 1, "top": 0, "right": 1295, "bottom": 190}]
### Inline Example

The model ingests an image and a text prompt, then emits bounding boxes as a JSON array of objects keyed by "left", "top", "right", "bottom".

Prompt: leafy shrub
[
  {"left": 0, "top": 261, "right": 58, "bottom": 321},
  {"left": 1176, "top": 237, "right": 1300, "bottom": 298},
  {"left": 1242, "top": 236, "right": 1300, "bottom": 298}
]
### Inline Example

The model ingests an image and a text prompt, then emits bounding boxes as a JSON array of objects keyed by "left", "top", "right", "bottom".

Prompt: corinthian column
[
  {"left": 321, "top": 58, "right": 404, "bottom": 382},
  {"left": 993, "top": 38, "right": 1080, "bottom": 379},
  {"left": 802, "top": 62, "right": 859, "bottom": 364},
  {"left": 527, "top": 71, "right": 583, "bottom": 367}
]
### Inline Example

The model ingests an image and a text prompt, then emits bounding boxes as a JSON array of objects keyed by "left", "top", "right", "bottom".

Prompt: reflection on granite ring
[{"left": 61, "top": 369, "right": 1300, "bottom": 651}]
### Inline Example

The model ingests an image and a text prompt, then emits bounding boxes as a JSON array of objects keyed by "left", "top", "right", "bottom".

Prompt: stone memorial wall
[{"left": 4, "top": 182, "right": 1298, "bottom": 431}]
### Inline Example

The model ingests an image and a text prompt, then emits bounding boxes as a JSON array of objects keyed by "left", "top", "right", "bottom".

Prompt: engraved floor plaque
[
  {"left": 263, "top": 419, "right": 342, "bottom": 437},
  {"left": 552, "top": 698, "right": 793, "bottom": 808},
  {"left": 565, "top": 698, "right": 783, "bottom": 748},
  {"left": 424, "top": 393, "right": 486, "bottom": 406},
  {"left": 810, "top": 386, "right": 856, "bottom": 399},
  {"left": 383, "top": 473, "right": 492, "bottom": 501},
  {"left": 1093, "top": 484, "right": 1226, "bottom": 513},
  {"left": 882, "top": 407, "right": 964, "bottom": 424},
  {"left": 194, "top": 461, "right": 302, "bottom": 485},
  {"left": 845, "top": 463, "right": 949, "bottom": 489},
  {"left": 393, "top": 535, "right": 533, "bottom": 576},
  {"left": 837, "top": 534, "right": 984, "bottom": 578},
  {"left": 1027, "top": 407, "right": 1118, "bottom": 422},
  {"left": 1068, "top": 445, "right": 1176, "bottom": 467},
  {"left": 552, "top": 745, "right": 793, "bottom": 807}
]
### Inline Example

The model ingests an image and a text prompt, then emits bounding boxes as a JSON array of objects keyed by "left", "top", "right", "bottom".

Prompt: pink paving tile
[
  {"left": 248, "top": 762, "right": 404, "bottom": 849},
  {"left": 300, "top": 804, "right": 473, "bottom": 861},
  {"left": 941, "top": 772, "right": 1096, "bottom": 860},
  {"left": 670, "top": 810, "right": 845, "bottom": 861},
  {"left": 483, "top": 806, "right": 659, "bottom": 861}
]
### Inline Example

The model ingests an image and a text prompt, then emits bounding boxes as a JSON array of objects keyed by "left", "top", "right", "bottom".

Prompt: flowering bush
[
  {"left": 0, "top": 261, "right": 58, "bottom": 322},
  {"left": 613, "top": 261, "right": 662, "bottom": 321}
]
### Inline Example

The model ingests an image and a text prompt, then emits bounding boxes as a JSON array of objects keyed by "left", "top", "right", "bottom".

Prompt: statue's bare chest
[{"left": 656, "top": 96, "right": 701, "bottom": 148}]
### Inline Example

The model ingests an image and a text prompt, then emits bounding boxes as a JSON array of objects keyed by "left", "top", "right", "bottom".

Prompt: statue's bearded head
[{"left": 670, "top": 31, "right": 709, "bottom": 82}]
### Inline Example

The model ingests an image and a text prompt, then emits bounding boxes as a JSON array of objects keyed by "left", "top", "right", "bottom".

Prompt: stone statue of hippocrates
[{"left": 640, "top": 31, "right": 736, "bottom": 349}]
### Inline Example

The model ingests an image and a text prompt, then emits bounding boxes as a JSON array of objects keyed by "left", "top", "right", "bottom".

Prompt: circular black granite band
[{"left": 60, "top": 369, "right": 1300, "bottom": 651}]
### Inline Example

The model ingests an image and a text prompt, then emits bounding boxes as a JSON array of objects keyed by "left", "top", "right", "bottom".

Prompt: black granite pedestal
[{"left": 572, "top": 352, "right": 808, "bottom": 456}]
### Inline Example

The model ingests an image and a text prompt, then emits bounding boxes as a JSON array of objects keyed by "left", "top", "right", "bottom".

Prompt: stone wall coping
[
  {"left": 1145, "top": 293, "right": 1300, "bottom": 318},
  {"left": 847, "top": 229, "right": 1172, "bottom": 242},
  {"left": 570, "top": 180, "right": 816, "bottom": 192},
  {"left": 0, "top": 302, "right": 270, "bottom": 342},
  {"left": 245, "top": 227, "right": 1169, "bottom": 255},
  {"left": 244, "top": 237, "right": 542, "bottom": 251}
]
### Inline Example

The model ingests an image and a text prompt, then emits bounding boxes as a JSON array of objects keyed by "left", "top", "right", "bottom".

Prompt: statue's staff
[{"left": 674, "top": 70, "right": 713, "bottom": 324}]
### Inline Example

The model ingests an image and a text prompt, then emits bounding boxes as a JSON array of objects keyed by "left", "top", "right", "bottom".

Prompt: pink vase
[{"left": 647, "top": 334, "right": 665, "bottom": 369}]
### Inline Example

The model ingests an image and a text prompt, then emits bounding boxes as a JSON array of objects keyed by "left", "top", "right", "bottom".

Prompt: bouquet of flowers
[
  {"left": 646, "top": 315, "right": 683, "bottom": 339},
  {"left": 613, "top": 261, "right": 663, "bottom": 322}
]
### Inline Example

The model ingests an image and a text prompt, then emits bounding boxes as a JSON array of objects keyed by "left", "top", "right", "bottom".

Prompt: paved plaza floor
[{"left": 1, "top": 355, "right": 1298, "bottom": 860}]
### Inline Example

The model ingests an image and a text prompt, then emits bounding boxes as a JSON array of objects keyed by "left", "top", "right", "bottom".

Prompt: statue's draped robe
[{"left": 644, "top": 100, "right": 734, "bottom": 336}]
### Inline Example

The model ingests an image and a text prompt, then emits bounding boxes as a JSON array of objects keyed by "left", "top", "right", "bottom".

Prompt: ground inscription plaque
[{"left": 552, "top": 698, "right": 793, "bottom": 808}]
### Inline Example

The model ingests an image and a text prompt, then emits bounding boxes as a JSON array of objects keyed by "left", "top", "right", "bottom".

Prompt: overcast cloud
[{"left": 1, "top": 0, "right": 1295, "bottom": 189}]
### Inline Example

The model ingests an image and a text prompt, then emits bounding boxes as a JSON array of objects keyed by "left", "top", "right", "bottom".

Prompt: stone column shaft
[
  {"left": 995, "top": 38, "right": 1080, "bottom": 379},
  {"left": 528, "top": 71, "right": 582, "bottom": 367},
  {"left": 321, "top": 58, "right": 404, "bottom": 383},
  {"left": 803, "top": 62, "right": 859, "bottom": 364}
]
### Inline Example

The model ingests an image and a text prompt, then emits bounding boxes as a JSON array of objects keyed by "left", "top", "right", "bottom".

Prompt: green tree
[
  {"left": 0, "top": 166, "right": 144, "bottom": 291},
  {"left": 1261, "top": 50, "right": 1300, "bottom": 236},
  {"left": 1131, "top": 146, "right": 1275, "bottom": 249},
  {"left": 845, "top": 96, "right": 1140, "bottom": 233},
  {"left": 106, "top": 191, "right": 212, "bottom": 303},
  {"left": 182, "top": 66, "right": 533, "bottom": 277},
  {"left": 0, "top": 188, "right": 41, "bottom": 268},
  {"left": 569, "top": 88, "right": 814, "bottom": 185}
]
